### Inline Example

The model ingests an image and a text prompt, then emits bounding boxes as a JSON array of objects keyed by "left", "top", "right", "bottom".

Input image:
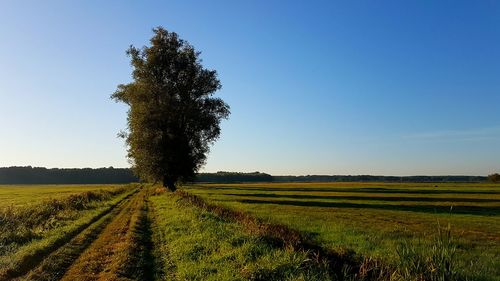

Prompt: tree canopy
[
  {"left": 488, "top": 173, "right": 500, "bottom": 183},
  {"left": 112, "top": 27, "right": 230, "bottom": 191}
]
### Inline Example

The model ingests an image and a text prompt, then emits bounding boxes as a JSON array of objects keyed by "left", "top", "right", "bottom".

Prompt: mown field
[
  {"left": 0, "top": 182, "right": 498, "bottom": 281},
  {"left": 0, "top": 184, "right": 127, "bottom": 206},
  {"left": 185, "top": 182, "right": 500, "bottom": 280}
]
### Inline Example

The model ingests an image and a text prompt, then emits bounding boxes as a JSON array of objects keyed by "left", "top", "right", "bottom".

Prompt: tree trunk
[{"left": 162, "top": 176, "right": 176, "bottom": 192}]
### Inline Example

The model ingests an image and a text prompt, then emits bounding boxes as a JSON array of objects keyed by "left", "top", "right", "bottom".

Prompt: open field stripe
[{"left": 0, "top": 188, "right": 138, "bottom": 281}]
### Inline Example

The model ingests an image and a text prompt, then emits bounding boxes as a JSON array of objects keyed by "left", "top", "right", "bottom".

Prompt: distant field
[
  {"left": 185, "top": 182, "right": 500, "bottom": 280},
  {"left": 0, "top": 184, "right": 126, "bottom": 207}
]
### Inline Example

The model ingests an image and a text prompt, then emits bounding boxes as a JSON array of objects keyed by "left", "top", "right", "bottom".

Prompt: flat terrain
[
  {"left": 0, "top": 182, "right": 499, "bottom": 280},
  {"left": 0, "top": 184, "right": 331, "bottom": 281},
  {"left": 0, "top": 184, "right": 126, "bottom": 207},
  {"left": 185, "top": 182, "right": 500, "bottom": 280}
]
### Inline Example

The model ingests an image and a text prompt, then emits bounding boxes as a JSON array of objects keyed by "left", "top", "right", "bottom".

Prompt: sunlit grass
[
  {"left": 0, "top": 185, "right": 135, "bottom": 280},
  {"left": 0, "top": 184, "right": 126, "bottom": 207},
  {"left": 149, "top": 191, "right": 331, "bottom": 280},
  {"left": 184, "top": 182, "right": 500, "bottom": 280}
]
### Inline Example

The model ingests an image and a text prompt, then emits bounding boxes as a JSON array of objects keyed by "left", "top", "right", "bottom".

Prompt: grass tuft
[{"left": 395, "top": 222, "right": 463, "bottom": 281}]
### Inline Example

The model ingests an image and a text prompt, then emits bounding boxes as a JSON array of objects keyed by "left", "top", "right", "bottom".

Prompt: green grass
[
  {"left": 0, "top": 186, "right": 130, "bottom": 253},
  {"left": 184, "top": 182, "right": 500, "bottom": 280},
  {"left": 149, "top": 190, "right": 332, "bottom": 280},
  {"left": 0, "top": 185, "right": 135, "bottom": 280},
  {"left": 0, "top": 184, "right": 127, "bottom": 207},
  {"left": 0, "top": 182, "right": 497, "bottom": 280}
]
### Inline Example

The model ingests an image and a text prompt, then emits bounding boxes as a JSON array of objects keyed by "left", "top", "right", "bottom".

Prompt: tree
[
  {"left": 112, "top": 27, "right": 230, "bottom": 191},
  {"left": 488, "top": 173, "right": 500, "bottom": 183}
]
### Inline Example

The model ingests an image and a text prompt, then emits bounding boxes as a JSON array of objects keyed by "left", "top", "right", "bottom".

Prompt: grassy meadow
[
  {"left": 149, "top": 190, "right": 331, "bottom": 280},
  {"left": 0, "top": 184, "right": 136, "bottom": 280},
  {"left": 0, "top": 184, "right": 128, "bottom": 207},
  {"left": 0, "top": 182, "right": 499, "bottom": 280},
  {"left": 184, "top": 182, "right": 500, "bottom": 280}
]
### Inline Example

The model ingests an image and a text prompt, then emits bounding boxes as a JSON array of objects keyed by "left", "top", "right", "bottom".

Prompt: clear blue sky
[{"left": 0, "top": 1, "right": 499, "bottom": 176}]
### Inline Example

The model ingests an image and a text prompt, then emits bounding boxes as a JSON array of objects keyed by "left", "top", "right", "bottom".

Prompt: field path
[
  {"left": 0, "top": 189, "right": 137, "bottom": 281},
  {"left": 60, "top": 187, "right": 152, "bottom": 281}
]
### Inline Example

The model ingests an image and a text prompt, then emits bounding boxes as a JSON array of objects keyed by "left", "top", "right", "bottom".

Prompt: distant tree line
[
  {"left": 0, "top": 166, "right": 491, "bottom": 184},
  {"left": 489, "top": 173, "right": 500, "bottom": 183},
  {"left": 0, "top": 167, "right": 272, "bottom": 184},
  {"left": 0, "top": 166, "right": 139, "bottom": 184},
  {"left": 272, "top": 175, "right": 487, "bottom": 183},
  {"left": 195, "top": 171, "right": 273, "bottom": 183}
]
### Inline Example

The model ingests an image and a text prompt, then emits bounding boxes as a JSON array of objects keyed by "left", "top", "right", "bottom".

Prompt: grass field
[
  {"left": 0, "top": 184, "right": 136, "bottom": 280},
  {"left": 0, "top": 184, "right": 127, "bottom": 207},
  {"left": 0, "top": 182, "right": 499, "bottom": 280},
  {"left": 184, "top": 182, "right": 500, "bottom": 280}
]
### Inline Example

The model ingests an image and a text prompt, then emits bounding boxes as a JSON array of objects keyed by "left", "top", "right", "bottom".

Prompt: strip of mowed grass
[
  {"left": 184, "top": 182, "right": 500, "bottom": 280},
  {"left": 0, "top": 184, "right": 127, "bottom": 207},
  {"left": 149, "top": 190, "right": 332, "bottom": 281}
]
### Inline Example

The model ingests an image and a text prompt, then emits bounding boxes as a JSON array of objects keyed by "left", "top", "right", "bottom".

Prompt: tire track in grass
[
  {"left": 60, "top": 187, "right": 153, "bottom": 281},
  {"left": 0, "top": 188, "right": 137, "bottom": 281},
  {"left": 136, "top": 196, "right": 159, "bottom": 281},
  {"left": 148, "top": 190, "right": 174, "bottom": 281},
  {"left": 14, "top": 190, "right": 138, "bottom": 281}
]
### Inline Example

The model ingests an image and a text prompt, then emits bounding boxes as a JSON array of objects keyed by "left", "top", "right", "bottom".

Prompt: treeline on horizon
[{"left": 0, "top": 166, "right": 488, "bottom": 184}]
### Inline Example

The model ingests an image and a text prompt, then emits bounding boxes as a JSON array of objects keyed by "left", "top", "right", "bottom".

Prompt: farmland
[
  {"left": 0, "top": 182, "right": 499, "bottom": 280},
  {"left": 184, "top": 182, "right": 500, "bottom": 280},
  {"left": 0, "top": 184, "right": 128, "bottom": 207}
]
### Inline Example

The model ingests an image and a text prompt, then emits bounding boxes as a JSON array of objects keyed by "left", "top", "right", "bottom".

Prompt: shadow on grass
[
  {"left": 194, "top": 186, "right": 500, "bottom": 195},
  {"left": 221, "top": 193, "right": 500, "bottom": 203},
  {"left": 132, "top": 199, "right": 158, "bottom": 281},
  {"left": 176, "top": 191, "right": 394, "bottom": 280},
  {"left": 235, "top": 199, "right": 500, "bottom": 216}
]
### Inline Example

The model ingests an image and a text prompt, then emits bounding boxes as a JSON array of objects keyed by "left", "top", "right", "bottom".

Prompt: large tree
[
  {"left": 112, "top": 27, "right": 230, "bottom": 191},
  {"left": 488, "top": 173, "right": 500, "bottom": 183}
]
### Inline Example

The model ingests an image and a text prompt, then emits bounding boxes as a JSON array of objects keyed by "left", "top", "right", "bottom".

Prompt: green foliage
[
  {"left": 488, "top": 173, "right": 500, "bottom": 183},
  {"left": 112, "top": 27, "right": 230, "bottom": 190},
  {"left": 0, "top": 166, "right": 138, "bottom": 184},
  {"left": 196, "top": 171, "right": 273, "bottom": 183}
]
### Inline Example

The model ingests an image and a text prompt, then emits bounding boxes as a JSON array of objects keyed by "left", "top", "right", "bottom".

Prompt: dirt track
[{"left": 7, "top": 187, "right": 153, "bottom": 281}]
